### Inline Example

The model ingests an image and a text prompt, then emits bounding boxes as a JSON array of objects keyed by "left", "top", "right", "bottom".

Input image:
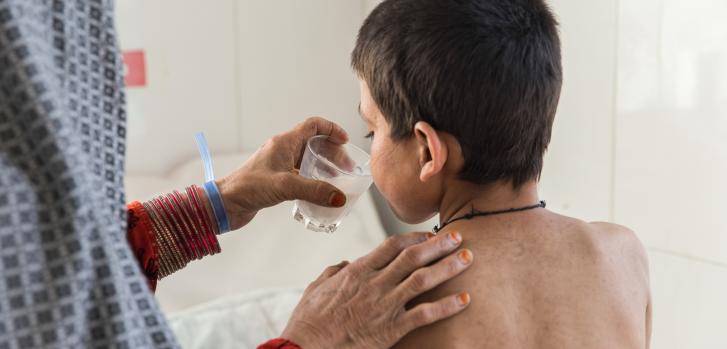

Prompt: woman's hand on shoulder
[{"left": 282, "top": 231, "right": 474, "bottom": 349}]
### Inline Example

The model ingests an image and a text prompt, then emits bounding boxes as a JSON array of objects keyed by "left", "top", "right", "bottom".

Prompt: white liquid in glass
[
  {"left": 293, "top": 136, "right": 372, "bottom": 233},
  {"left": 293, "top": 192, "right": 363, "bottom": 233}
]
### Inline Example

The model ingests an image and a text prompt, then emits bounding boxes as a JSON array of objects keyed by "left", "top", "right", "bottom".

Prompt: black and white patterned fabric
[{"left": 0, "top": 0, "right": 177, "bottom": 348}]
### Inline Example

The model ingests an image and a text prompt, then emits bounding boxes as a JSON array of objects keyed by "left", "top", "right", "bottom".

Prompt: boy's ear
[{"left": 413, "top": 121, "right": 447, "bottom": 182}]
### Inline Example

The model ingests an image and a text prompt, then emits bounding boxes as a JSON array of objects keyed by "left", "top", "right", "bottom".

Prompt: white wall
[
  {"left": 115, "top": 0, "right": 240, "bottom": 176},
  {"left": 115, "top": 0, "right": 367, "bottom": 177},
  {"left": 235, "top": 1, "right": 366, "bottom": 150},
  {"left": 541, "top": 0, "right": 617, "bottom": 222},
  {"left": 616, "top": 0, "right": 727, "bottom": 347}
]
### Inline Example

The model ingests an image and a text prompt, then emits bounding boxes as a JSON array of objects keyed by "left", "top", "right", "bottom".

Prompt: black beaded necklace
[{"left": 433, "top": 200, "right": 546, "bottom": 233}]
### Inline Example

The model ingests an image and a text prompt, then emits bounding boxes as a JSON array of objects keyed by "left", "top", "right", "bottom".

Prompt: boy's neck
[{"left": 438, "top": 179, "right": 541, "bottom": 226}]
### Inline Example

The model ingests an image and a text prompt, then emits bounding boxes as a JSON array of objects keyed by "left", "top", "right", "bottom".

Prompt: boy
[{"left": 351, "top": 0, "right": 652, "bottom": 348}]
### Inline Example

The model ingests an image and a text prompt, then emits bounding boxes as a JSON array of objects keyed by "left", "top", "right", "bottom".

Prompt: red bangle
[
  {"left": 156, "top": 196, "right": 199, "bottom": 260},
  {"left": 142, "top": 201, "right": 178, "bottom": 276},
  {"left": 167, "top": 191, "right": 207, "bottom": 259},
  {"left": 185, "top": 186, "right": 218, "bottom": 254},
  {"left": 188, "top": 185, "right": 221, "bottom": 253},
  {"left": 151, "top": 197, "right": 193, "bottom": 263},
  {"left": 161, "top": 194, "right": 202, "bottom": 259},
  {"left": 172, "top": 190, "right": 213, "bottom": 256},
  {"left": 257, "top": 338, "right": 302, "bottom": 349}
]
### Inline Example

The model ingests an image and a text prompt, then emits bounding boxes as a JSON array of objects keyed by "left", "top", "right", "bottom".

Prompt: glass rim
[{"left": 305, "top": 135, "right": 372, "bottom": 178}]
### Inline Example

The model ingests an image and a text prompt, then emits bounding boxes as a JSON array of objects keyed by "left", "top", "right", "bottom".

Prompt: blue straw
[{"left": 195, "top": 132, "right": 230, "bottom": 234}]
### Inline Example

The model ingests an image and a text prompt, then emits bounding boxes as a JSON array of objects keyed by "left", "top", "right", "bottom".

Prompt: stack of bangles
[{"left": 128, "top": 184, "right": 221, "bottom": 279}]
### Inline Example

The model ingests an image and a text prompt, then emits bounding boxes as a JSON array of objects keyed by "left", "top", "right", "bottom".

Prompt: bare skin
[{"left": 393, "top": 181, "right": 652, "bottom": 349}]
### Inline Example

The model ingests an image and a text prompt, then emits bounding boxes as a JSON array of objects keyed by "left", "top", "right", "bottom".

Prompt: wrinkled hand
[
  {"left": 216, "top": 117, "right": 349, "bottom": 230},
  {"left": 282, "top": 231, "right": 473, "bottom": 349}
]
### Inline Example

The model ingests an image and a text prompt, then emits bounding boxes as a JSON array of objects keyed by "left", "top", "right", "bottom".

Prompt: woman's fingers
[
  {"left": 391, "top": 248, "right": 473, "bottom": 303},
  {"left": 398, "top": 291, "right": 471, "bottom": 335},
  {"left": 358, "top": 233, "right": 432, "bottom": 270},
  {"left": 277, "top": 173, "right": 346, "bottom": 207},
  {"left": 319, "top": 261, "right": 350, "bottom": 280},
  {"left": 377, "top": 231, "right": 464, "bottom": 285},
  {"left": 307, "top": 261, "right": 350, "bottom": 292},
  {"left": 292, "top": 117, "right": 349, "bottom": 153},
  {"left": 296, "top": 116, "right": 349, "bottom": 143}
]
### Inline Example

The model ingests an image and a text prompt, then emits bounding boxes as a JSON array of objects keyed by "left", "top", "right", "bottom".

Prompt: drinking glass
[{"left": 292, "top": 135, "right": 373, "bottom": 233}]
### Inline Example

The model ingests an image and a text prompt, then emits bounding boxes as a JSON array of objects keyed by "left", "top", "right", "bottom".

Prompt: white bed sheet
[{"left": 166, "top": 288, "right": 304, "bottom": 349}]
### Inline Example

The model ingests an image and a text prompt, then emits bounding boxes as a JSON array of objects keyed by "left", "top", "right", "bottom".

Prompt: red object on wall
[{"left": 123, "top": 50, "right": 147, "bottom": 87}]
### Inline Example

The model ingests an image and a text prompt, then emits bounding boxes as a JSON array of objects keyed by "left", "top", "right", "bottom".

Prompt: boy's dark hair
[{"left": 352, "top": 0, "right": 562, "bottom": 187}]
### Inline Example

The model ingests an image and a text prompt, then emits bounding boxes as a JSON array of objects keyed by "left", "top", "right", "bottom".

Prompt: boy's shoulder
[
  {"left": 539, "top": 214, "right": 649, "bottom": 279},
  {"left": 586, "top": 221, "right": 648, "bottom": 262},
  {"left": 587, "top": 220, "right": 637, "bottom": 237},
  {"left": 570, "top": 219, "right": 650, "bottom": 281}
]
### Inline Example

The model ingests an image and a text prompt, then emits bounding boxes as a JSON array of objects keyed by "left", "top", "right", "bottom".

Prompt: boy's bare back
[{"left": 394, "top": 210, "right": 651, "bottom": 349}]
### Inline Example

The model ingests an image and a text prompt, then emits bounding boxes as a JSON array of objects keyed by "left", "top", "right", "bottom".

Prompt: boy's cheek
[
  {"left": 370, "top": 146, "right": 436, "bottom": 224},
  {"left": 370, "top": 146, "right": 409, "bottom": 213}
]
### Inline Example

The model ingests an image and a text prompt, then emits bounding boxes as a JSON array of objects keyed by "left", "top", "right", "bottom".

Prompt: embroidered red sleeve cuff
[
  {"left": 127, "top": 201, "right": 160, "bottom": 291},
  {"left": 257, "top": 338, "right": 302, "bottom": 349}
]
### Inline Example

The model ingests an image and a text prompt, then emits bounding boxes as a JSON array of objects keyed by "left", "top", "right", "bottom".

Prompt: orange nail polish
[
  {"left": 457, "top": 292, "right": 470, "bottom": 306},
  {"left": 329, "top": 192, "right": 346, "bottom": 207},
  {"left": 425, "top": 232, "right": 436, "bottom": 240},
  {"left": 458, "top": 249, "right": 473, "bottom": 264},
  {"left": 448, "top": 231, "right": 462, "bottom": 244}
]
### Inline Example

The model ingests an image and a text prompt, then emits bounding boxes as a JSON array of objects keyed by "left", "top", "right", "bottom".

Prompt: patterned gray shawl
[{"left": 0, "top": 0, "right": 177, "bottom": 347}]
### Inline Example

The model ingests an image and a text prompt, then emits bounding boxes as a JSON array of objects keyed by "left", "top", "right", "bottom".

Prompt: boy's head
[{"left": 353, "top": 0, "right": 562, "bottom": 224}]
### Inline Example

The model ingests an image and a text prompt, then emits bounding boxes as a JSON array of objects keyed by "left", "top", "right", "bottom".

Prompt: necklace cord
[{"left": 433, "top": 200, "right": 546, "bottom": 233}]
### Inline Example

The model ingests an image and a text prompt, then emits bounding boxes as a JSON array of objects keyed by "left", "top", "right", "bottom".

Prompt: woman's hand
[
  {"left": 282, "top": 231, "right": 474, "bottom": 349},
  {"left": 216, "top": 117, "right": 350, "bottom": 230}
]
